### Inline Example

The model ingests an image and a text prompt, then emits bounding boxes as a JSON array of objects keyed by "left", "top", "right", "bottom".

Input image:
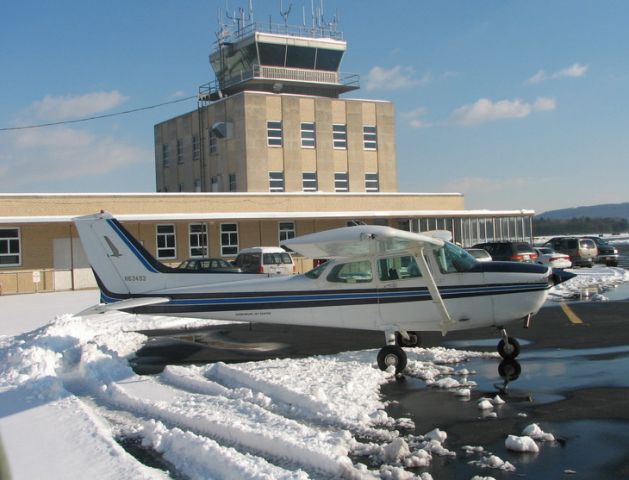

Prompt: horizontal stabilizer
[{"left": 77, "top": 296, "right": 170, "bottom": 316}]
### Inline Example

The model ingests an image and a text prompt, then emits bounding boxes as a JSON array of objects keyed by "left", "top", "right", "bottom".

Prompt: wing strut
[{"left": 416, "top": 248, "right": 453, "bottom": 335}]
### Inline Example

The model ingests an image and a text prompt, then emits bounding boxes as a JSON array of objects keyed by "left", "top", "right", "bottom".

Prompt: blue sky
[{"left": 1, "top": 1, "right": 628, "bottom": 213}]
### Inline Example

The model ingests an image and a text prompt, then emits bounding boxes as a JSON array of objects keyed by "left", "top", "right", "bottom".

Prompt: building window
[
  {"left": 208, "top": 129, "right": 218, "bottom": 154},
  {"left": 267, "top": 121, "right": 283, "bottom": 147},
  {"left": 363, "top": 125, "right": 377, "bottom": 150},
  {"left": 300, "top": 122, "right": 316, "bottom": 148},
  {"left": 333, "top": 124, "right": 347, "bottom": 149},
  {"left": 334, "top": 172, "right": 348, "bottom": 192},
  {"left": 269, "top": 171, "right": 285, "bottom": 192},
  {"left": 229, "top": 173, "right": 237, "bottom": 192},
  {"left": 365, "top": 173, "right": 379, "bottom": 192},
  {"left": 192, "top": 135, "right": 200, "bottom": 161},
  {"left": 302, "top": 172, "right": 318, "bottom": 192},
  {"left": 162, "top": 144, "right": 170, "bottom": 168},
  {"left": 189, "top": 224, "right": 208, "bottom": 258},
  {"left": 156, "top": 224, "right": 176, "bottom": 259},
  {"left": 220, "top": 223, "right": 238, "bottom": 256},
  {"left": 194, "top": 178, "right": 202, "bottom": 192},
  {"left": 279, "top": 222, "right": 295, "bottom": 242},
  {"left": 176, "top": 139, "right": 184, "bottom": 164},
  {"left": 0, "top": 228, "right": 20, "bottom": 266},
  {"left": 211, "top": 176, "right": 220, "bottom": 192}
]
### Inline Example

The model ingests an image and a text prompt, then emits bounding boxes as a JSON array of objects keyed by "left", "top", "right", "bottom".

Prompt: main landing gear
[
  {"left": 497, "top": 327, "right": 521, "bottom": 360},
  {"left": 376, "top": 330, "right": 421, "bottom": 373}
]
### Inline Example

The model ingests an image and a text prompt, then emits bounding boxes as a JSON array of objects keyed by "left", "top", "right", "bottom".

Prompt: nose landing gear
[{"left": 497, "top": 327, "right": 521, "bottom": 360}]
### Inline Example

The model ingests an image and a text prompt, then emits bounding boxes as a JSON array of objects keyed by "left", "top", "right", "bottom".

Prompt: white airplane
[{"left": 74, "top": 211, "right": 573, "bottom": 373}]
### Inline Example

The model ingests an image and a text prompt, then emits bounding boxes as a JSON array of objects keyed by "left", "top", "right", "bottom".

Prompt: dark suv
[
  {"left": 471, "top": 241, "right": 538, "bottom": 262},
  {"left": 582, "top": 236, "right": 619, "bottom": 266}
]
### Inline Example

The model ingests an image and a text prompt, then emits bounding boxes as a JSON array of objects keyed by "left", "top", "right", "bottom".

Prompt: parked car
[
  {"left": 543, "top": 237, "right": 597, "bottom": 268},
  {"left": 177, "top": 258, "right": 242, "bottom": 273},
  {"left": 234, "top": 247, "right": 295, "bottom": 275},
  {"left": 471, "top": 241, "right": 538, "bottom": 262},
  {"left": 534, "top": 247, "right": 572, "bottom": 269},
  {"left": 465, "top": 248, "right": 493, "bottom": 262},
  {"left": 582, "top": 236, "right": 619, "bottom": 266}
]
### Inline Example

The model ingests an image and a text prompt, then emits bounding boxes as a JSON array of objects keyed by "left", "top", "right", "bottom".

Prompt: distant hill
[{"left": 537, "top": 202, "right": 629, "bottom": 221}]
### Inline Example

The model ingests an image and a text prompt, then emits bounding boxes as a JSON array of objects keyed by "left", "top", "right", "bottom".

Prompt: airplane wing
[{"left": 281, "top": 225, "right": 444, "bottom": 259}]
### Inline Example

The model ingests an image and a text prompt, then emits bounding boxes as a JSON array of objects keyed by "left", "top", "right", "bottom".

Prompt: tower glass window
[
  {"left": 363, "top": 125, "right": 377, "bottom": 150},
  {"left": 208, "top": 129, "right": 218, "bottom": 154},
  {"left": 161, "top": 144, "right": 170, "bottom": 168},
  {"left": 302, "top": 172, "right": 318, "bottom": 192},
  {"left": 334, "top": 172, "right": 349, "bottom": 192},
  {"left": 192, "top": 135, "right": 200, "bottom": 161},
  {"left": 228, "top": 173, "right": 237, "bottom": 192},
  {"left": 267, "top": 121, "right": 283, "bottom": 147},
  {"left": 269, "top": 171, "right": 285, "bottom": 192},
  {"left": 300, "top": 122, "right": 316, "bottom": 148},
  {"left": 176, "top": 139, "right": 184, "bottom": 164},
  {"left": 365, "top": 173, "right": 379, "bottom": 192},
  {"left": 333, "top": 124, "right": 347, "bottom": 149}
]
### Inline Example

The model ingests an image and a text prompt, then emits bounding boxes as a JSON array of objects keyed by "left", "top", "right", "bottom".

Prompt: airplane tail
[{"left": 73, "top": 211, "right": 171, "bottom": 297}]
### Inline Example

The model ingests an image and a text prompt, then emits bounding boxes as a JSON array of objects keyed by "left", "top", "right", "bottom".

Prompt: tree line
[{"left": 533, "top": 217, "right": 629, "bottom": 236}]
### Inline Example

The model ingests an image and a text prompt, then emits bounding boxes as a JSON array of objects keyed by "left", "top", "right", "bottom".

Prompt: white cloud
[
  {"left": 365, "top": 65, "right": 431, "bottom": 91},
  {"left": 526, "top": 63, "right": 588, "bottom": 84},
  {"left": 27, "top": 90, "right": 129, "bottom": 121},
  {"left": 0, "top": 126, "right": 150, "bottom": 190},
  {"left": 400, "top": 107, "right": 432, "bottom": 129},
  {"left": 448, "top": 97, "right": 556, "bottom": 126}
]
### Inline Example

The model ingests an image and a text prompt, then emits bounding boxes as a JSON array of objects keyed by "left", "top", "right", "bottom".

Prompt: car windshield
[{"left": 514, "top": 243, "right": 534, "bottom": 253}]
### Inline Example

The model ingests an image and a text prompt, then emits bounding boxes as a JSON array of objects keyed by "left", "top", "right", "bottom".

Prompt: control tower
[{"left": 200, "top": 4, "right": 359, "bottom": 101}]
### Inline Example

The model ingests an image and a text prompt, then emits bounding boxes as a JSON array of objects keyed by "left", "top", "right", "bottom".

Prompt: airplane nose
[{"left": 551, "top": 268, "right": 577, "bottom": 285}]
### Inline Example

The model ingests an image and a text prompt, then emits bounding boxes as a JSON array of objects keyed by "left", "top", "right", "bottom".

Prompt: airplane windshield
[
  {"left": 304, "top": 260, "right": 333, "bottom": 279},
  {"left": 434, "top": 242, "right": 477, "bottom": 274}
]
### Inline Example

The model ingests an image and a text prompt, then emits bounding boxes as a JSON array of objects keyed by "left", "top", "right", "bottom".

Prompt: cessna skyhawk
[{"left": 74, "top": 211, "right": 571, "bottom": 373}]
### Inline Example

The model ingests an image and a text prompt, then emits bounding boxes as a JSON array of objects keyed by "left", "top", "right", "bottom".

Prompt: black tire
[
  {"left": 395, "top": 331, "right": 421, "bottom": 347},
  {"left": 497, "top": 337, "right": 520, "bottom": 360},
  {"left": 377, "top": 345, "right": 407, "bottom": 373}
]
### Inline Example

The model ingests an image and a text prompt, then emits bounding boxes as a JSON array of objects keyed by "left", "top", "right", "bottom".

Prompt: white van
[{"left": 234, "top": 247, "right": 295, "bottom": 275}]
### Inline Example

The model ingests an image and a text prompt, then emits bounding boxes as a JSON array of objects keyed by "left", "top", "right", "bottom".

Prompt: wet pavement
[{"left": 130, "top": 294, "right": 629, "bottom": 479}]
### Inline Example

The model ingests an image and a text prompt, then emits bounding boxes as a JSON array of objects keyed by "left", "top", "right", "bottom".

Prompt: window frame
[
  {"left": 161, "top": 143, "right": 170, "bottom": 168},
  {"left": 188, "top": 223, "right": 208, "bottom": 258},
  {"left": 156, "top": 224, "right": 177, "bottom": 260},
  {"left": 0, "top": 227, "right": 21, "bottom": 267},
  {"left": 332, "top": 124, "right": 347, "bottom": 149},
  {"left": 365, "top": 172, "right": 380, "bottom": 192},
  {"left": 176, "top": 139, "right": 184, "bottom": 164},
  {"left": 302, "top": 172, "right": 318, "bottom": 192},
  {"left": 300, "top": 122, "right": 316, "bottom": 148},
  {"left": 278, "top": 222, "right": 295, "bottom": 242},
  {"left": 269, "top": 171, "right": 285, "bottom": 192},
  {"left": 334, "top": 172, "right": 349, "bottom": 192},
  {"left": 363, "top": 125, "right": 377, "bottom": 150},
  {"left": 220, "top": 223, "right": 239, "bottom": 256},
  {"left": 267, "top": 120, "right": 283, "bottom": 147}
]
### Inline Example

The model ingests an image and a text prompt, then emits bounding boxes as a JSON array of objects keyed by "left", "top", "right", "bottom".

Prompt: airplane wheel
[
  {"left": 395, "top": 331, "right": 421, "bottom": 347},
  {"left": 497, "top": 337, "right": 520, "bottom": 360},
  {"left": 377, "top": 345, "right": 407, "bottom": 373}
]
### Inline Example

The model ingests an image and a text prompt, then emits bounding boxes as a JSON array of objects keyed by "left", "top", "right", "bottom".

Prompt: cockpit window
[
  {"left": 327, "top": 260, "right": 373, "bottom": 283},
  {"left": 434, "top": 242, "right": 477, "bottom": 274},
  {"left": 304, "top": 260, "right": 331, "bottom": 279},
  {"left": 378, "top": 255, "right": 422, "bottom": 281}
]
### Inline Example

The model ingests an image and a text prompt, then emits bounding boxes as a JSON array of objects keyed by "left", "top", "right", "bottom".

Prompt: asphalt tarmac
[{"left": 131, "top": 297, "right": 629, "bottom": 479}]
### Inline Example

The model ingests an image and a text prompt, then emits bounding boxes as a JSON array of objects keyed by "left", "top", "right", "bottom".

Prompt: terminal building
[{"left": 0, "top": 10, "right": 533, "bottom": 295}]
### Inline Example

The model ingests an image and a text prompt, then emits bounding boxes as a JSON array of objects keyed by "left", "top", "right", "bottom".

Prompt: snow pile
[
  {"left": 549, "top": 266, "right": 629, "bottom": 301},
  {"left": 505, "top": 423, "right": 556, "bottom": 455}
]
